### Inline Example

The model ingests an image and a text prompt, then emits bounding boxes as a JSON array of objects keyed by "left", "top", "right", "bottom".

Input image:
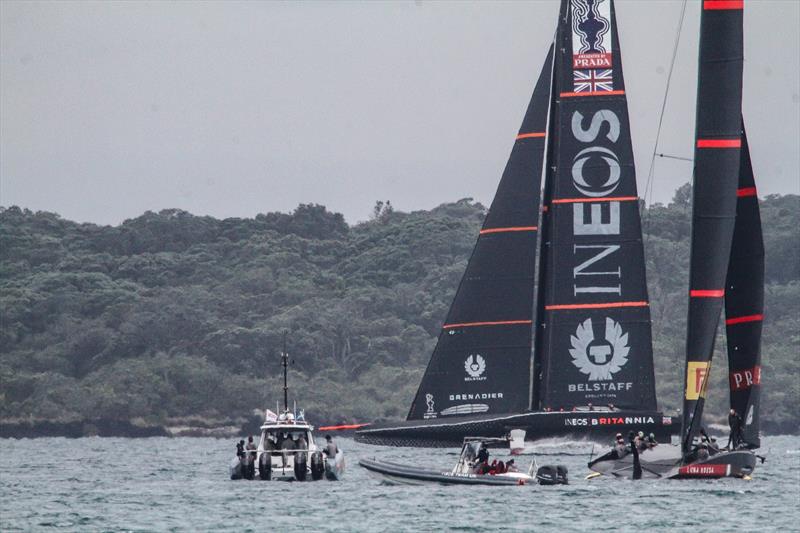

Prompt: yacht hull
[
  {"left": 665, "top": 450, "right": 757, "bottom": 480},
  {"left": 588, "top": 445, "right": 682, "bottom": 479},
  {"left": 356, "top": 410, "right": 678, "bottom": 448}
]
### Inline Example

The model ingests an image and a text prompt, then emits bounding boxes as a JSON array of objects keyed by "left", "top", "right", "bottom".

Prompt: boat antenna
[{"left": 281, "top": 330, "right": 289, "bottom": 413}]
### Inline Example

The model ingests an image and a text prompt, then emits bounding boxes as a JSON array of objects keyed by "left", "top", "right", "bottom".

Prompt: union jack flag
[{"left": 573, "top": 69, "right": 614, "bottom": 93}]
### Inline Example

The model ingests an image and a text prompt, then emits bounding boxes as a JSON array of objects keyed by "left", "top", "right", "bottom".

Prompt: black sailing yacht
[
  {"left": 584, "top": 0, "right": 763, "bottom": 480},
  {"left": 356, "top": 0, "right": 678, "bottom": 448},
  {"left": 667, "top": 0, "right": 763, "bottom": 479}
]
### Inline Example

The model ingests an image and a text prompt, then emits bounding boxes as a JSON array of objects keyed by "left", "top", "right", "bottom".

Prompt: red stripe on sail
[
  {"left": 737, "top": 187, "right": 757, "bottom": 197},
  {"left": 560, "top": 90, "right": 625, "bottom": 98},
  {"left": 545, "top": 301, "right": 648, "bottom": 311},
  {"left": 697, "top": 139, "right": 741, "bottom": 148},
  {"left": 516, "top": 132, "right": 546, "bottom": 140},
  {"left": 442, "top": 319, "right": 532, "bottom": 329},
  {"left": 703, "top": 0, "right": 743, "bottom": 10},
  {"left": 551, "top": 196, "right": 637, "bottom": 204},
  {"left": 690, "top": 289, "right": 725, "bottom": 297},
  {"left": 479, "top": 226, "right": 538, "bottom": 235},
  {"left": 726, "top": 314, "right": 763, "bottom": 325}
]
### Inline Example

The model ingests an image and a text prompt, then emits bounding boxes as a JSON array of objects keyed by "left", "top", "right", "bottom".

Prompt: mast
[
  {"left": 534, "top": 0, "right": 656, "bottom": 412},
  {"left": 680, "top": 0, "right": 745, "bottom": 457},
  {"left": 282, "top": 331, "right": 289, "bottom": 413},
  {"left": 532, "top": 7, "right": 565, "bottom": 412},
  {"left": 723, "top": 123, "right": 764, "bottom": 449},
  {"left": 406, "top": 46, "right": 554, "bottom": 420}
]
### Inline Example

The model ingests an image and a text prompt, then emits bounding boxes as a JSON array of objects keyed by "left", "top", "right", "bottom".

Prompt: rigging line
[
  {"left": 643, "top": 0, "right": 688, "bottom": 238},
  {"left": 656, "top": 153, "right": 693, "bottom": 162}
]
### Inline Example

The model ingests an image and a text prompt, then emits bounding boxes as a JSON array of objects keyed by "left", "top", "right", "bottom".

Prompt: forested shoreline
[{"left": 1, "top": 188, "right": 797, "bottom": 437}]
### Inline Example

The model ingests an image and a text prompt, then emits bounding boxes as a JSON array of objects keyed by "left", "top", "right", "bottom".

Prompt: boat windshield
[
  {"left": 462, "top": 442, "right": 479, "bottom": 462},
  {"left": 260, "top": 429, "right": 312, "bottom": 451}
]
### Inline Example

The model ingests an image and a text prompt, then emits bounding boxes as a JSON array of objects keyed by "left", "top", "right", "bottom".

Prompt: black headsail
[
  {"left": 533, "top": 0, "right": 655, "bottom": 412},
  {"left": 723, "top": 123, "right": 764, "bottom": 449},
  {"left": 680, "top": 0, "right": 745, "bottom": 457},
  {"left": 407, "top": 46, "right": 554, "bottom": 420}
]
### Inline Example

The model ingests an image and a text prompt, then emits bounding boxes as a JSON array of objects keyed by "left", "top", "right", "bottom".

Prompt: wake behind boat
[{"left": 359, "top": 435, "right": 567, "bottom": 486}]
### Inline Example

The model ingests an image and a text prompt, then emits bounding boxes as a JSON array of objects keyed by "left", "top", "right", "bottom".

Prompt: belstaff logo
[
  {"left": 464, "top": 354, "right": 487, "bottom": 381},
  {"left": 569, "top": 317, "right": 629, "bottom": 380}
]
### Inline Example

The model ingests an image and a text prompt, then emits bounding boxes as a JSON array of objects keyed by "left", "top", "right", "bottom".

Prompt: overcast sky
[{"left": 2, "top": 0, "right": 798, "bottom": 226}]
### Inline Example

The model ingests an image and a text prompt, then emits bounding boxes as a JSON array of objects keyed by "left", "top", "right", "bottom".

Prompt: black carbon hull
[
  {"left": 665, "top": 450, "right": 757, "bottom": 479},
  {"left": 356, "top": 410, "right": 678, "bottom": 448},
  {"left": 588, "top": 445, "right": 682, "bottom": 478}
]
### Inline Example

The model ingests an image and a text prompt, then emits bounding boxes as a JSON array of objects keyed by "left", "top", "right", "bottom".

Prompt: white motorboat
[
  {"left": 255, "top": 410, "right": 344, "bottom": 481},
  {"left": 360, "top": 434, "right": 567, "bottom": 486},
  {"left": 230, "top": 335, "right": 344, "bottom": 481}
]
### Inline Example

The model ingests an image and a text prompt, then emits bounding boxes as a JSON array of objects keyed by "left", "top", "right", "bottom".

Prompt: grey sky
[{"left": 2, "top": 0, "right": 798, "bottom": 226}]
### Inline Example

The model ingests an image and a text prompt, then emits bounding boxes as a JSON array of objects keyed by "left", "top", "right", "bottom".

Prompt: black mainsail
[
  {"left": 534, "top": 0, "right": 655, "bottom": 412},
  {"left": 723, "top": 124, "right": 764, "bottom": 449},
  {"left": 407, "top": 46, "right": 554, "bottom": 420},
  {"left": 680, "top": 0, "right": 746, "bottom": 456},
  {"left": 358, "top": 0, "right": 675, "bottom": 447}
]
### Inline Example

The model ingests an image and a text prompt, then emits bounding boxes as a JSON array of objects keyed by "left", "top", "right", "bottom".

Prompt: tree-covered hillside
[{"left": 1, "top": 191, "right": 797, "bottom": 434}]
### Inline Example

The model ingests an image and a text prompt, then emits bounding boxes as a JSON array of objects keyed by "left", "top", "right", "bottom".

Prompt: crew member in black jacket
[
  {"left": 629, "top": 432, "right": 642, "bottom": 480},
  {"left": 728, "top": 409, "right": 744, "bottom": 449}
]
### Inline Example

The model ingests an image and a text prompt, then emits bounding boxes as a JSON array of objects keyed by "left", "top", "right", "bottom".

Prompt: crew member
[
  {"left": 236, "top": 439, "right": 245, "bottom": 458},
  {"left": 629, "top": 433, "right": 642, "bottom": 480},
  {"left": 697, "top": 443, "right": 710, "bottom": 461},
  {"left": 728, "top": 409, "right": 744, "bottom": 449},
  {"left": 245, "top": 435, "right": 257, "bottom": 479},
  {"left": 476, "top": 442, "right": 489, "bottom": 464},
  {"left": 474, "top": 442, "right": 490, "bottom": 474},
  {"left": 614, "top": 433, "right": 628, "bottom": 458},
  {"left": 708, "top": 437, "right": 720, "bottom": 455},
  {"left": 506, "top": 459, "right": 518, "bottom": 472},
  {"left": 264, "top": 433, "right": 276, "bottom": 452},
  {"left": 296, "top": 433, "right": 308, "bottom": 453},
  {"left": 323, "top": 435, "right": 338, "bottom": 457},
  {"left": 281, "top": 432, "right": 295, "bottom": 467}
]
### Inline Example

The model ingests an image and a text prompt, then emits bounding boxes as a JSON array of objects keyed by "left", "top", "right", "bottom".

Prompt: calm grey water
[{"left": 1, "top": 435, "right": 798, "bottom": 532}]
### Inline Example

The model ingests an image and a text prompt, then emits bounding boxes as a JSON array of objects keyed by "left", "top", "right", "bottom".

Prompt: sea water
[{"left": 1, "top": 435, "right": 798, "bottom": 531}]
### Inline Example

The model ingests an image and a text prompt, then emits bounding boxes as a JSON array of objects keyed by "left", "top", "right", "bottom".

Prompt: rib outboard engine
[
  {"left": 311, "top": 451, "right": 325, "bottom": 481},
  {"left": 243, "top": 454, "right": 255, "bottom": 480},
  {"left": 536, "top": 465, "right": 569, "bottom": 485},
  {"left": 293, "top": 452, "right": 308, "bottom": 481},
  {"left": 258, "top": 453, "right": 272, "bottom": 481}
]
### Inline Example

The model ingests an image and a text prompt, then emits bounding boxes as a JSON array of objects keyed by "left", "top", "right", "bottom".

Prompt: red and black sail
[
  {"left": 407, "top": 46, "right": 554, "bottom": 420},
  {"left": 533, "top": 0, "right": 656, "bottom": 412},
  {"left": 723, "top": 124, "right": 764, "bottom": 449},
  {"left": 680, "top": 0, "right": 745, "bottom": 456}
]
